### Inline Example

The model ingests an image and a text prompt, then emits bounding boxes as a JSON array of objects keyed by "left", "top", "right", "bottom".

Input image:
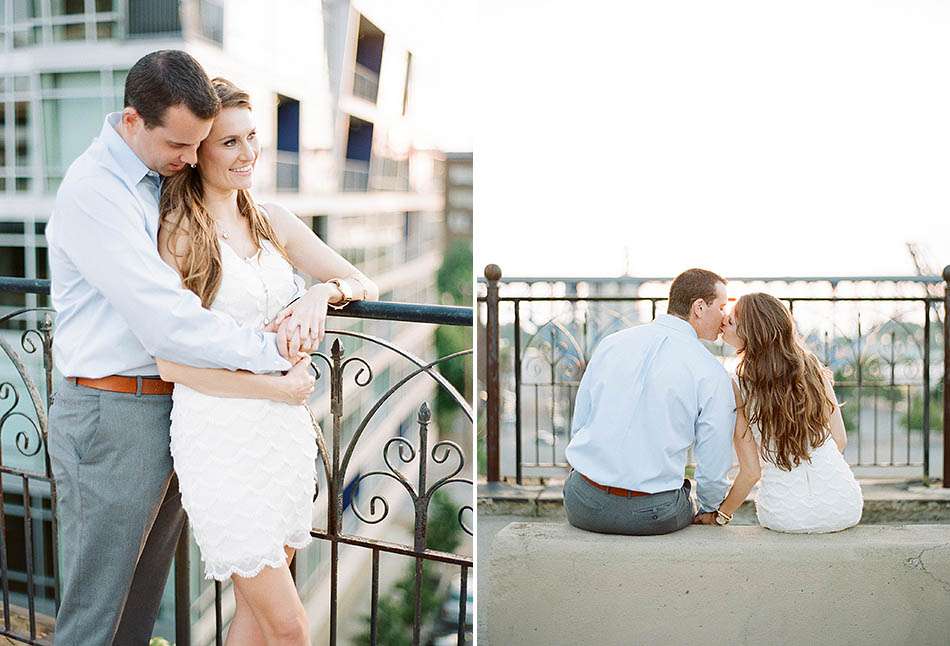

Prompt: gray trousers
[
  {"left": 563, "top": 470, "right": 696, "bottom": 536},
  {"left": 48, "top": 378, "right": 185, "bottom": 646}
]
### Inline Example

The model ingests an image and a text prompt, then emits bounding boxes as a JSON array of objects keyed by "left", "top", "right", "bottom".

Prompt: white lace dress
[
  {"left": 169, "top": 239, "right": 318, "bottom": 580},
  {"left": 752, "top": 421, "right": 863, "bottom": 534}
]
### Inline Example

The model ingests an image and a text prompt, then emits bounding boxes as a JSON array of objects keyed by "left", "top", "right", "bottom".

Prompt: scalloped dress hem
[{"left": 203, "top": 532, "right": 315, "bottom": 581}]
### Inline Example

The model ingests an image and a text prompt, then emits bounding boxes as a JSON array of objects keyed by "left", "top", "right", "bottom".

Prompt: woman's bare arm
[
  {"left": 714, "top": 381, "right": 762, "bottom": 518},
  {"left": 823, "top": 371, "right": 847, "bottom": 452},
  {"left": 262, "top": 202, "right": 379, "bottom": 354},
  {"left": 263, "top": 202, "right": 379, "bottom": 300}
]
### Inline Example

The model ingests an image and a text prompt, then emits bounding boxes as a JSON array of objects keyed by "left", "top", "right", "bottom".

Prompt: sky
[
  {"left": 354, "top": 0, "right": 475, "bottom": 152},
  {"left": 475, "top": 0, "right": 949, "bottom": 279}
]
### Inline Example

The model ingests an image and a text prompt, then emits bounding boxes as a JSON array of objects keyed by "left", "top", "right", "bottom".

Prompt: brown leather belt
[
  {"left": 71, "top": 375, "right": 174, "bottom": 396},
  {"left": 580, "top": 472, "right": 650, "bottom": 497}
]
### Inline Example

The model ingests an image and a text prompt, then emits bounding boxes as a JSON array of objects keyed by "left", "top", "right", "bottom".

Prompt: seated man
[{"left": 563, "top": 268, "right": 735, "bottom": 535}]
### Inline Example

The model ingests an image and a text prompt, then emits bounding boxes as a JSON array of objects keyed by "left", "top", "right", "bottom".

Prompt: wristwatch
[
  {"left": 326, "top": 278, "right": 354, "bottom": 310},
  {"left": 346, "top": 273, "right": 369, "bottom": 300},
  {"left": 714, "top": 508, "right": 733, "bottom": 526}
]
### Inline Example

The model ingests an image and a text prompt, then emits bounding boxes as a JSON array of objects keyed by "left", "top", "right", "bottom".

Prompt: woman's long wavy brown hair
[
  {"left": 734, "top": 293, "right": 837, "bottom": 471},
  {"left": 160, "top": 77, "right": 288, "bottom": 308}
]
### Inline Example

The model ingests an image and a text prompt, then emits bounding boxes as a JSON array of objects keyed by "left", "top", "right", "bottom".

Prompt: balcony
[
  {"left": 478, "top": 265, "right": 950, "bottom": 486},
  {"left": 369, "top": 156, "right": 410, "bottom": 192},
  {"left": 127, "top": 0, "right": 182, "bottom": 38},
  {"left": 353, "top": 63, "right": 380, "bottom": 103},
  {"left": 343, "top": 159, "right": 370, "bottom": 192},
  {"left": 195, "top": 0, "right": 224, "bottom": 45},
  {"left": 0, "top": 277, "right": 473, "bottom": 645},
  {"left": 275, "top": 150, "right": 299, "bottom": 192}
]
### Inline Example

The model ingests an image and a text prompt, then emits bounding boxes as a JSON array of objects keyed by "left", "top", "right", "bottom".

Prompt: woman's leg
[
  {"left": 225, "top": 547, "right": 300, "bottom": 645},
  {"left": 225, "top": 583, "right": 267, "bottom": 646},
  {"left": 228, "top": 547, "right": 309, "bottom": 646}
]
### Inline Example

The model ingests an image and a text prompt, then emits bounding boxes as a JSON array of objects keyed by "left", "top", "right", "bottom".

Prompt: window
[
  {"left": 42, "top": 73, "right": 103, "bottom": 190},
  {"left": 0, "top": 70, "right": 127, "bottom": 194},
  {"left": 127, "top": 0, "right": 180, "bottom": 37},
  {"left": 4, "top": 0, "right": 120, "bottom": 48},
  {"left": 196, "top": 0, "right": 224, "bottom": 45}
]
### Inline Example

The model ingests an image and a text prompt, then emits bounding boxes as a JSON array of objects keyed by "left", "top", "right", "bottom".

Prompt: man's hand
[
  {"left": 274, "top": 285, "right": 334, "bottom": 357},
  {"left": 693, "top": 511, "right": 718, "bottom": 525},
  {"left": 274, "top": 353, "right": 316, "bottom": 405}
]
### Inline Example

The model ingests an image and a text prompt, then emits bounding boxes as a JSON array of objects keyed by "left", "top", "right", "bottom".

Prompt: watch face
[
  {"left": 338, "top": 279, "right": 354, "bottom": 300},
  {"left": 340, "top": 280, "right": 353, "bottom": 301},
  {"left": 330, "top": 279, "right": 352, "bottom": 301}
]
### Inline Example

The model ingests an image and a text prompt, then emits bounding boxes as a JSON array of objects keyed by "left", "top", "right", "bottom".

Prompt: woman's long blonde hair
[
  {"left": 160, "top": 77, "right": 288, "bottom": 308},
  {"left": 734, "top": 293, "right": 836, "bottom": 471}
]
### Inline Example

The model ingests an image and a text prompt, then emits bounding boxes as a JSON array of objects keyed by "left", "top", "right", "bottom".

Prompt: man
[
  {"left": 563, "top": 268, "right": 735, "bottom": 535},
  {"left": 45, "top": 50, "right": 312, "bottom": 645}
]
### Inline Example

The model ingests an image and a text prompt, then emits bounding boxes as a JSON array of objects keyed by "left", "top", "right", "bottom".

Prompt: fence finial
[{"left": 485, "top": 264, "right": 502, "bottom": 281}]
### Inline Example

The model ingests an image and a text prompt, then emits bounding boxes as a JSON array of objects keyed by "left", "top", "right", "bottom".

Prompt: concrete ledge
[
  {"left": 486, "top": 522, "right": 950, "bottom": 646},
  {"left": 478, "top": 480, "right": 950, "bottom": 523}
]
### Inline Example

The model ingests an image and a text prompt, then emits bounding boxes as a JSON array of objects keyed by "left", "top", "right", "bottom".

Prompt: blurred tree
[{"left": 434, "top": 238, "right": 473, "bottom": 433}]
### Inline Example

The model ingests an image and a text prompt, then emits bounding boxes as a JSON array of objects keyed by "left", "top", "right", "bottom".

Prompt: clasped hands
[
  {"left": 264, "top": 283, "right": 335, "bottom": 361},
  {"left": 692, "top": 511, "right": 718, "bottom": 525}
]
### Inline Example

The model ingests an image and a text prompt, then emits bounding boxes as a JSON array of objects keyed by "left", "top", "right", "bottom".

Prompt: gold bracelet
[{"left": 716, "top": 508, "right": 733, "bottom": 522}]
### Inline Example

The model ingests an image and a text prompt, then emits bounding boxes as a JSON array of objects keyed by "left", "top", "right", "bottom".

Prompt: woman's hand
[
  {"left": 263, "top": 307, "right": 293, "bottom": 334},
  {"left": 275, "top": 354, "right": 316, "bottom": 405},
  {"left": 276, "top": 284, "right": 335, "bottom": 356},
  {"left": 693, "top": 511, "right": 718, "bottom": 525}
]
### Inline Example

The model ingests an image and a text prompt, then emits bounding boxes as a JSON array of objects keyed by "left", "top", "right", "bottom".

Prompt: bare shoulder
[
  {"left": 259, "top": 201, "right": 298, "bottom": 228},
  {"left": 261, "top": 201, "right": 305, "bottom": 244},
  {"left": 820, "top": 365, "right": 840, "bottom": 403}
]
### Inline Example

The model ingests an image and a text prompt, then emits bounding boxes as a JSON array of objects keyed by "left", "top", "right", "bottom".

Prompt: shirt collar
[
  {"left": 655, "top": 313, "right": 699, "bottom": 340},
  {"left": 99, "top": 112, "right": 160, "bottom": 189}
]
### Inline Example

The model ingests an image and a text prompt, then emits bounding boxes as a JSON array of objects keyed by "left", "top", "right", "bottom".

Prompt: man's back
[{"left": 564, "top": 313, "right": 735, "bottom": 511}]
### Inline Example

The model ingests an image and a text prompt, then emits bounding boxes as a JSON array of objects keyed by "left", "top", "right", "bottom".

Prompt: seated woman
[{"left": 696, "top": 293, "right": 863, "bottom": 533}]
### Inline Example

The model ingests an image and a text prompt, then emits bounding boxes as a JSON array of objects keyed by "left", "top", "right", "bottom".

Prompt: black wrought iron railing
[
  {"left": 478, "top": 264, "right": 950, "bottom": 488},
  {"left": 0, "top": 277, "right": 473, "bottom": 646}
]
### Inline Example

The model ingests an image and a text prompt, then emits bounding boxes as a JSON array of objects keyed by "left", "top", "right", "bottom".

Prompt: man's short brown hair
[
  {"left": 667, "top": 268, "right": 726, "bottom": 318},
  {"left": 124, "top": 50, "right": 220, "bottom": 128}
]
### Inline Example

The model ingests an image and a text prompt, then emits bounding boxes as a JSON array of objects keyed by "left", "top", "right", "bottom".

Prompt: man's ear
[
  {"left": 122, "top": 106, "right": 141, "bottom": 130},
  {"left": 690, "top": 298, "right": 704, "bottom": 320}
]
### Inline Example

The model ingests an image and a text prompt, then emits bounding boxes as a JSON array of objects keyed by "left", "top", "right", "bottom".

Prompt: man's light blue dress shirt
[
  {"left": 564, "top": 314, "right": 736, "bottom": 512},
  {"left": 46, "top": 113, "right": 291, "bottom": 378}
]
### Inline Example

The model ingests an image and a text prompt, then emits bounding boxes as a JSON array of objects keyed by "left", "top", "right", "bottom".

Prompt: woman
[
  {"left": 155, "top": 78, "right": 378, "bottom": 645},
  {"left": 695, "top": 293, "right": 862, "bottom": 533}
]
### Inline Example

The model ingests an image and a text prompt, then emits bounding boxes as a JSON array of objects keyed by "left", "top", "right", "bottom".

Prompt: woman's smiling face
[{"left": 197, "top": 106, "right": 260, "bottom": 191}]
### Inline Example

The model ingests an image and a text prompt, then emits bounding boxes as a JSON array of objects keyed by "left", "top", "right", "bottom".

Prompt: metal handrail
[
  {"left": 0, "top": 277, "right": 472, "bottom": 326},
  {"left": 477, "top": 274, "right": 944, "bottom": 284}
]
